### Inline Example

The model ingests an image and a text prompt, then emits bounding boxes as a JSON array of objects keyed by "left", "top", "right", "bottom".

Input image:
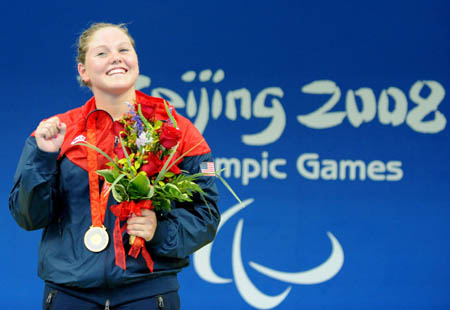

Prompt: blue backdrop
[{"left": 1, "top": 1, "right": 449, "bottom": 309}]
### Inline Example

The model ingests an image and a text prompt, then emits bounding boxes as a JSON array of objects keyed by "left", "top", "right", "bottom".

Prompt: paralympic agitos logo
[{"left": 193, "top": 199, "right": 344, "bottom": 310}]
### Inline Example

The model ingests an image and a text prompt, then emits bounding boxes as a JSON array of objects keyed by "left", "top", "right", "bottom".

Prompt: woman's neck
[{"left": 93, "top": 89, "right": 136, "bottom": 120}]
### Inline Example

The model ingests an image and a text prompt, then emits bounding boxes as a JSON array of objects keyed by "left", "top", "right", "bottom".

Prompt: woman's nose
[{"left": 111, "top": 52, "right": 122, "bottom": 64}]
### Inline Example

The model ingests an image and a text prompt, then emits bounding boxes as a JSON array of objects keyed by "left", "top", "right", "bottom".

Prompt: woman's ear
[{"left": 78, "top": 62, "right": 89, "bottom": 85}]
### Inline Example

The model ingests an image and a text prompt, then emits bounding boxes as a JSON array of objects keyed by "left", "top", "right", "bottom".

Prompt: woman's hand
[
  {"left": 127, "top": 209, "right": 158, "bottom": 242},
  {"left": 35, "top": 117, "right": 67, "bottom": 153}
]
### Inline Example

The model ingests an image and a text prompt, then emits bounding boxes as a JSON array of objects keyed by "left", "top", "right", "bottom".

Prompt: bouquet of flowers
[{"left": 77, "top": 100, "right": 215, "bottom": 271}]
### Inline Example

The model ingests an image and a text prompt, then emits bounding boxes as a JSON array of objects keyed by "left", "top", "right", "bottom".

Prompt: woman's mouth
[{"left": 107, "top": 68, "right": 128, "bottom": 76}]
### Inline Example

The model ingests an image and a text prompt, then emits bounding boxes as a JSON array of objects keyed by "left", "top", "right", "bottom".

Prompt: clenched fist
[{"left": 35, "top": 117, "right": 67, "bottom": 153}]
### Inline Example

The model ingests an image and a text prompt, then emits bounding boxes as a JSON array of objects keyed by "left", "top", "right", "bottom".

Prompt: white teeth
[{"left": 108, "top": 68, "right": 126, "bottom": 75}]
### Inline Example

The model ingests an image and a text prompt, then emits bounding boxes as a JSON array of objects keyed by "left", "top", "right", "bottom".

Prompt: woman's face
[{"left": 78, "top": 27, "right": 139, "bottom": 96}]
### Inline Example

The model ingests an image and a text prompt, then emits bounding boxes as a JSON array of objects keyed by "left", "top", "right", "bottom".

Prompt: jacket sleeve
[
  {"left": 9, "top": 136, "right": 59, "bottom": 231},
  {"left": 148, "top": 152, "right": 220, "bottom": 259}
]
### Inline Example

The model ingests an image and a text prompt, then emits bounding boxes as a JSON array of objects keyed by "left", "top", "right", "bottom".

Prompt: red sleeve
[{"left": 177, "top": 114, "right": 211, "bottom": 156}]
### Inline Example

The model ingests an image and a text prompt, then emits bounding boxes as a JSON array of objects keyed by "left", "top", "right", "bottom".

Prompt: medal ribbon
[
  {"left": 86, "top": 115, "right": 110, "bottom": 228},
  {"left": 86, "top": 112, "right": 154, "bottom": 272},
  {"left": 110, "top": 200, "right": 154, "bottom": 272}
]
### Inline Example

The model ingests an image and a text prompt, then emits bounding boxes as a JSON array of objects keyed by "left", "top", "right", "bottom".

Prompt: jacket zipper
[
  {"left": 45, "top": 290, "right": 57, "bottom": 307},
  {"left": 57, "top": 217, "right": 63, "bottom": 236},
  {"left": 157, "top": 295, "right": 165, "bottom": 309}
]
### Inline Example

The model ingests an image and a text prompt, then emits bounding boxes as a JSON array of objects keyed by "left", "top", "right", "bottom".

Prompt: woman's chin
[{"left": 95, "top": 81, "right": 136, "bottom": 96}]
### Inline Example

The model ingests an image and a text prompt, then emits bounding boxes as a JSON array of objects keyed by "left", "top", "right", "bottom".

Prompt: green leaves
[
  {"left": 128, "top": 172, "right": 154, "bottom": 200},
  {"left": 215, "top": 170, "right": 242, "bottom": 204},
  {"left": 147, "top": 173, "right": 206, "bottom": 211},
  {"left": 137, "top": 104, "right": 152, "bottom": 130},
  {"left": 164, "top": 99, "right": 177, "bottom": 128},
  {"left": 154, "top": 143, "right": 179, "bottom": 185},
  {"left": 75, "top": 142, "right": 120, "bottom": 170},
  {"left": 112, "top": 183, "right": 129, "bottom": 202},
  {"left": 97, "top": 169, "right": 119, "bottom": 183},
  {"left": 119, "top": 136, "right": 135, "bottom": 178},
  {"left": 106, "top": 171, "right": 156, "bottom": 203},
  {"left": 75, "top": 101, "right": 243, "bottom": 215}
]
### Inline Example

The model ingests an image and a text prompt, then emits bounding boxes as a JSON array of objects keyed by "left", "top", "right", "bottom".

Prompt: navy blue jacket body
[{"left": 9, "top": 92, "right": 220, "bottom": 305}]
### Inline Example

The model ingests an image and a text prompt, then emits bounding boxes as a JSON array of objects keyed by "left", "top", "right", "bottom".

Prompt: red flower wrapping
[
  {"left": 141, "top": 102, "right": 157, "bottom": 120},
  {"left": 112, "top": 121, "right": 129, "bottom": 159},
  {"left": 160, "top": 124, "right": 181, "bottom": 149},
  {"left": 163, "top": 155, "right": 181, "bottom": 174},
  {"left": 141, "top": 154, "right": 164, "bottom": 177},
  {"left": 114, "top": 145, "right": 131, "bottom": 160},
  {"left": 110, "top": 200, "right": 154, "bottom": 272}
]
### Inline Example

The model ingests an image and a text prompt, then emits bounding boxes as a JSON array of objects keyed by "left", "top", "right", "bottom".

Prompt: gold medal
[
  {"left": 84, "top": 116, "right": 112, "bottom": 254},
  {"left": 84, "top": 226, "right": 109, "bottom": 252}
]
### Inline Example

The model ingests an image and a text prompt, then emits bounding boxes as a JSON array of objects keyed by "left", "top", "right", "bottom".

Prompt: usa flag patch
[{"left": 200, "top": 162, "right": 216, "bottom": 176}]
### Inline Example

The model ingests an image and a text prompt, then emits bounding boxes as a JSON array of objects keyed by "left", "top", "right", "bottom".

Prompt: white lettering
[
  {"left": 242, "top": 87, "right": 286, "bottom": 146},
  {"left": 297, "top": 80, "right": 446, "bottom": 133},
  {"left": 346, "top": 88, "right": 376, "bottom": 128},
  {"left": 225, "top": 88, "right": 252, "bottom": 120},
  {"left": 269, "top": 159, "right": 287, "bottom": 180},
  {"left": 242, "top": 158, "right": 260, "bottom": 186},
  {"left": 142, "top": 73, "right": 446, "bottom": 141},
  {"left": 320, "top": 160, "right": 338, "bottom": 180},
  {"left": 261, "top": 151, "right": 269, "bottom": 179},
  {"left": 215, "top": 158, "right": 241, "bottom": 178},
  {"left": 151, "top": 87, "right": 185, "bottom": 109},
  {"left": 297, "top": 153, "right": 320, "bottom": 180},
  {"left": 149, "top": 70, "right": 287, "bottom": 146},
  {"left": 367, "top": 161, "right": 386, "bottom": 181},
  {"left": 378, "top": 87, "right": 408, "bottom": 126},
  {"left": 386, "top": 161, "right": 403, "bottom": 181},
  {"left": 212, "top": 89, "right": 223, "bottom": 119},
  {"left": 297, "top": 80, "right": 346, "bottom": 129},
  {"left": 407, "top": 80, "right": 446, "bottom": 133},
  {"left": 215, "top": 153, "right": 287, "bottom": 186},
  {"left": 297, "top": 153, "right": 403, "bottom": 182},
  {"left": 339, "top": 160, "right": 366, "bottom": 180}
]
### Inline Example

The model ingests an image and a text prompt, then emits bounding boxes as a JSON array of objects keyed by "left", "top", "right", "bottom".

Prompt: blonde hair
[{"left": 76, "top": 22, "right": 136, "bottom": 87}]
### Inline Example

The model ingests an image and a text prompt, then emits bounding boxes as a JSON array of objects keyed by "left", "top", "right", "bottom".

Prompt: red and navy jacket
[{"left": 9, "top": 91, "right": 220, "bottom": 305}]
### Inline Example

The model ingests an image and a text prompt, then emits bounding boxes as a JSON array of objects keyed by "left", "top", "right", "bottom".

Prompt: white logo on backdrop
[
  {"left": 135, "top": 71, "right": 444, "bottom": 185},
  {"left": 137, "top": 71, "right": 447, "bottom": 144},
  {"left": 193, "top": 199, "right": 344, "bottom": 309}
]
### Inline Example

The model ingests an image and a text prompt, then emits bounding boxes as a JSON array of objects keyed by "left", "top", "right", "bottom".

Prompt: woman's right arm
[
  {"left": 9, "top": 136, "right": 60, "bottom": 230},
  {"left": 9, "top": 117, "right": 66, "bottom": 231}
]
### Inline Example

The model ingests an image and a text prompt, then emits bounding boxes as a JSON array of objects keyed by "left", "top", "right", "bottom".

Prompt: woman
[{"left": 9, "top": 23, "right": 220, "bottom": 309}]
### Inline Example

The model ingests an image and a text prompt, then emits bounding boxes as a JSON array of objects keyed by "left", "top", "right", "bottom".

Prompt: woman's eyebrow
[{"left": 92, "top": 42, "right": 131, "bottom": 49}]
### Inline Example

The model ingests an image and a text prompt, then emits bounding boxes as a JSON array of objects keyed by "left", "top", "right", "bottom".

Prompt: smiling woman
[
  {"left": 76, "top": 23, "right": 136, "bottom": 84},
  {"left": 8, "top": 22, "right": 220, "bottom": 310},
  {"left": 77, "top": 23, "right": 140, "bottom": 120}
]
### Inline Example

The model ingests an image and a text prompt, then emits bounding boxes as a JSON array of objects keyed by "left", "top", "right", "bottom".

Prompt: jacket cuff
[
  {"left": 148, "top": 219, "right": 170, "bottom": 247},
  {"left": 32, "top": 148, "right": 59, "bottom": 173}
]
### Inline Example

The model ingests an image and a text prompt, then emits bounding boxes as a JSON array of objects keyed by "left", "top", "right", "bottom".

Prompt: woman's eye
[
  {"left": 97, "top": 52, "right": 106, "bottom": 57},
  {"left": 120, "top": 49, "right": 129, "bottom": 53}
]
